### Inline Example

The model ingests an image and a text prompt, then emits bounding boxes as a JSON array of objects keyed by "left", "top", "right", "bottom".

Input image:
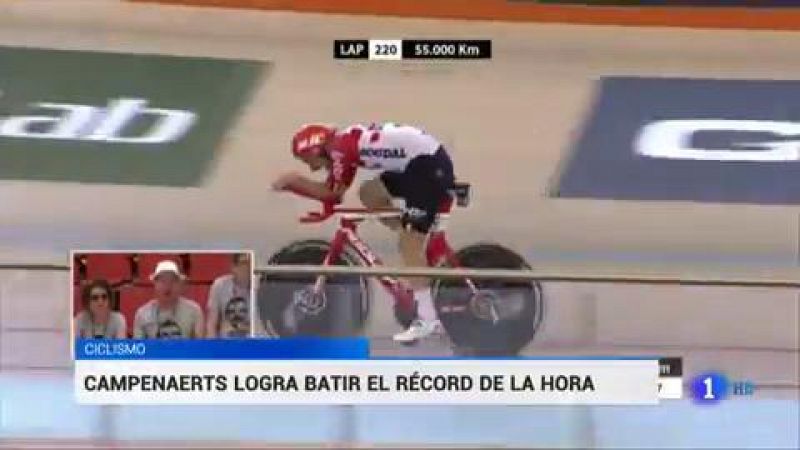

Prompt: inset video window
[{"left": 71, "top": 251, "right": 254, "bottom": 341}]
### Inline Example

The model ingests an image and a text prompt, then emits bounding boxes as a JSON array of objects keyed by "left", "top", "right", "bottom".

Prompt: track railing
[{"left": 5, "top": 262, "right": 800, "bottom": 288}]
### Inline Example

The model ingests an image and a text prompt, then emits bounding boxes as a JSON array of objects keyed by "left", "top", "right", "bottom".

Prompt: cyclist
[{"left": 272, "top": 122, "right": 456, "bottom": 342}]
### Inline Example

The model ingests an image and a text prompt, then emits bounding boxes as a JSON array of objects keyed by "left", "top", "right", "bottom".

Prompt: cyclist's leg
[
  {"left": 393, "top": 151, "right": 453, "bottom": 341},
  {"left": 393, "top": 214, "right": 439, "bottom": 341},
  {"left": 358, "top": 177, "right": 401, "bottom": 230},
  {"left": 399, "top": 192, "right": 442, "bottom": 320},
  {"left": 398, "top": 227, "right": 429, "bottom": 285}
]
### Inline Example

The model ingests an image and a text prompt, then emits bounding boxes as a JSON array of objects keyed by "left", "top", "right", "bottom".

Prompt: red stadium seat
[
  {"left": 119, "top": 285, "right": 154, "bottom": 334},
  {"left": 84, "top": 253, "right": 132, "bottom": 283},
  {"left": 184, "top": 283, "right": 211, "bottom": 312},
  {"left": 73, "top": 284, "right": 83, "bottom": 317},
  {"left": 73, "top": 255, "right": 84, "bottom": 284},
  {"left": 136, "top": 253, "right": 185, "bottom": 283},
  {"left": 189, "top": 253, "right": 232, "bottom": 283}
]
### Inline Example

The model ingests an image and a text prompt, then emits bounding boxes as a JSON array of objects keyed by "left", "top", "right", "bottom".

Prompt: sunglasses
[{"left": 90, "top": 293, "right": 109, "bottom": 300}]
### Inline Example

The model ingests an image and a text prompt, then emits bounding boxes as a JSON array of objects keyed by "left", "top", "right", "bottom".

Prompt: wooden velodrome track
[{"left": 0, "top": 1, "right": 797, "bottom": 448}]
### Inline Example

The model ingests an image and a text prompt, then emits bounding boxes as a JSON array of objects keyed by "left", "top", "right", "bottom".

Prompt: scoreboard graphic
[{"left": 334, "top": 39, "right": 492, "bottom": 61}]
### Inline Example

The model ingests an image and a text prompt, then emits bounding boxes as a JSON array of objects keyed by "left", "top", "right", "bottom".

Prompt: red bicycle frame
[{"left": 299, "top": 199, "right": 473, "bottom": 313}]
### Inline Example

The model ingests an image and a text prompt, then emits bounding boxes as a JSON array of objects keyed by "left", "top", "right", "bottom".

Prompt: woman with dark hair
[{"left": 74, "top": 279, "right": 127, "bottom": 339}]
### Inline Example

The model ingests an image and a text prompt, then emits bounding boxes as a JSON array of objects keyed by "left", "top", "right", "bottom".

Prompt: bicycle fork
[
  {"left": 309, "top": 227, "right": 350, "bottom": 297},
  {"left": 311, "top": 225, "right": 389, "bottom": 291}
]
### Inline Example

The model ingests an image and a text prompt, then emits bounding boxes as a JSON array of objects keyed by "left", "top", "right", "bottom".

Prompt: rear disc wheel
[{"left": 434, "top": 243, "right": 544, "bottom": 356}]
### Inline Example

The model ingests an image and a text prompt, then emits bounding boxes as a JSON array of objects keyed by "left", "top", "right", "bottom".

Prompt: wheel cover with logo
[
  {"left": 433, "top": 243, "right": 544, "bottom": 356},
  {"left": 258, "top": 240, "right": 370, "bottom": 337}
]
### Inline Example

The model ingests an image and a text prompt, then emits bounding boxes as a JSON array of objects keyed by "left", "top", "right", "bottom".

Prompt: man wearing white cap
[{"left": 132, "top": 260, "right": 204, "bottom": 339}]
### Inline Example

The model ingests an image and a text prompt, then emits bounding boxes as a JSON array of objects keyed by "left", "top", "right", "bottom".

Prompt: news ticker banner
[
  {"left": 334, "top": 40, "right": 491, "bottom": 61},
  {"left": 74, "top": 339, "right": 682, "bottom": 405}
]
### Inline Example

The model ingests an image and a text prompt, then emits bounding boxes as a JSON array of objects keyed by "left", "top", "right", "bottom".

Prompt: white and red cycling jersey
[{"left": 325, "top": 123, "right": 443, "bottom": 192}]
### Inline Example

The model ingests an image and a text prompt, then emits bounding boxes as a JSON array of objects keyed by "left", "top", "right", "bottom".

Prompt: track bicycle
[{"left": 259, "top": 183, "right": 545, "bottom": 355}]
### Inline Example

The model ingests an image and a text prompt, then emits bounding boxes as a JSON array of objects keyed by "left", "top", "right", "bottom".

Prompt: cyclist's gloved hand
[
  {"left": 276, "top": 171, "right": 345, "bottom": 204},
  {"left": 271, "top": 171, "right": 300, "bottom": 191},
  {"left": 401, "top": 207, "right": 433, "bottom": 234}
]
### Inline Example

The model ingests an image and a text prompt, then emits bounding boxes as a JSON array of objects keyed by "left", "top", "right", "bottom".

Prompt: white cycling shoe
[{"left": 393, "top": 319, "right": 441, "bottom": 343}]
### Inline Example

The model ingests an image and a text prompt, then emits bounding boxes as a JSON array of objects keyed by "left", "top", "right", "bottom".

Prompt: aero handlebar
[{"left": 299, "top": 206, "right": 404, "bottom": 223}]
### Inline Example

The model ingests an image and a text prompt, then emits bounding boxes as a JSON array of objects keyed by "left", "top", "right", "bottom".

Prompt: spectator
[
  {"left": 133, "top": 260, "right": 203, "bottom": 339},
  {"left": 207, "top": 253, "right": 252, "bottom": 338},
  {"left": 252, "top": 279, "right": 270, "bottom": 338},
  {"left": 74, "top": 280, "right": 127, "bottom": 339}
]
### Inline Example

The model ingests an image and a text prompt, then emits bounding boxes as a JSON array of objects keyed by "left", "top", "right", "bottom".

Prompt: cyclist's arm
[
  {"left": 285, "top": 176, "right": 348, "bottom": 203},
  {"left": 285, "top": 139, "right": 358, "bottom": 202}
]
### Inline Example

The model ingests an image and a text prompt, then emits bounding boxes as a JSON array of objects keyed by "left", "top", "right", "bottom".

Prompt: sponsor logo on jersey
[
  {"left": 555, "top": 77, "right": 800, "bottom": 204},
  {"left": 360, "top": 147, "right": 407, "bottom": 159},
  {"left": 331, "top": 151, "right": 346, "bottom": 180}
]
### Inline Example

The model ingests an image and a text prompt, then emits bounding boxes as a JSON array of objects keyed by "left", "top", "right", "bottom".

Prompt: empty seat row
[{"left": 74, "top": 253, "right": 235, "bottom": 284}]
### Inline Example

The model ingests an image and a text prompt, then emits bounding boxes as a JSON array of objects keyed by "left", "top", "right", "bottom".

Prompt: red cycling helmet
[{"left": 291, "top": 124, "right": 336, "bottom": 159}]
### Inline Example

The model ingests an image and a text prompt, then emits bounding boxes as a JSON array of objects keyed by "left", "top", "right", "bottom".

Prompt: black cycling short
[{"left": 379, "top": 146, "right": 456, "bottom": 234}]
